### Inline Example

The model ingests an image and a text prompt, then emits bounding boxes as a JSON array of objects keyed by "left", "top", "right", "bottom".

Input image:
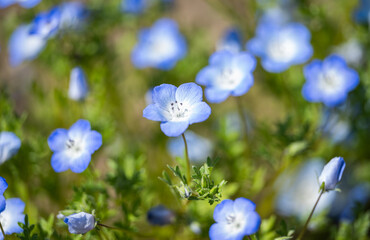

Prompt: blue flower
[
  {"left": 319, "top": 157, "right": 345, "bottom": 191},
  {"left": 209, "top": 198, "right": 261, "bottom": 240},
  {"left": 216, "top": 28, "right": 243, "bottom": 53},
  {"left": 64, "top": 212, "right": 95, "bottom": 234},
  {"left": 143, "top": 83, "right": 211, "bottom": 137},
  {"left": 59, "top": 1, "right": 88, "bottom": 31},
  {"left": 333, "top": 39, "right": 363, "bottom": 67},
  {"left": 196, "top": 50, "right": 256, "bottom": 103},
  {"left": 121, "top": 0, "right": 148, "bottom": 14},
  {"left": 167, "top": 131, "right": 213, "bottom": 164},
  {"left": 353, "top": 0, "right": 370, "bottom": 24},
  {"left": 0, "top": 0, "right": 41, "bottom": 9},
  {"left": 302, "top": 55, "right": 360, "bottom": 107},
  {"left": 8, "top": 25, "right": 47, "bottom": 66},
  {"left": 68, "top": 67, "right": 89, "bottom": 101},
  {"left": 0, "top": 177, "right": 8, "bottom": 214},
  {"left": 131, "top": 18, "right": 187, "bottom": 70},
  {"left": 30, "top": 7, "right": 61, "bottom": 39},
  {"left": 0, "top": 132, "right": 21, "bottom": 165},
  {"left": 47, "top": 119, "right": 102, "bottom": 173},
  {"left": 147, "top": 205, "right": 175, "bottom": 226},
  {"left": 320, "top": 108, "right": 352, "bottom": 144},
  {"left": 0, "top": 198, "right": 25, "bottom": 240},
  {"left": 247, "top": 21, "right": 312, "bottom": 73}
]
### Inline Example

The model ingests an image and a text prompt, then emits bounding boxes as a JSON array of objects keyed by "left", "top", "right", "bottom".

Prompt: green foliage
[{"left": 17, "top": 215, "right": 38, "bottom": 240}]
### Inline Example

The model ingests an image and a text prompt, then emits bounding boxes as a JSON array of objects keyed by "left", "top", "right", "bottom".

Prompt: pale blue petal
[
  {"left": 209, "top": 223, "right": 237, "bottom": 240},
  {"left": 2, "top": 198, "right": 25, "bottom": 235},
  {"left": 69, "top": 151, "right": 91, "bottom": 173},
  {"left": 84, "top": 131, "right": 102, "bottom": 154},
  {"left": 233, "top": 198, "right": 256, "bottom": 213},
  {"left": 213, "top": 199, "right": 234, "bottom": 223},
  {"left": 0, "top": 196, "right": 5, "bottom": 213},
  {"left": 51, "top": 151, "right": 70, "bottom": 173},
  {"left": 160, "top": 121, "right": 189, "bottom": 137},
  {"left": 0, "top": 177, "right": 7, "bottom": 195},
  {"left": 243, "top": 211, "right": 261, "bottom": 235},
  {"left": 48, "top": 129, "right": 68, "bottom": 152},
  {"left": 205, "top": 88, "right": 230, "bottom": 103},
  {"left": 0, "top": 0, "right": 15, "bottom": 8},
  {"left": 188, "top": 102, "right": 211, "bottom": 124},
  {"left": 18, "top": 0, "right": 41, "bottom": 8},
  {"left": 143, "top": 104, "right": 167, "bottom": 121},
  {"left": 68, "top": 119, "right": 91, "bottom": 141},
  {"left": 175, "top": 83, "right": 203, "bottom": 106},
  {"left": 68, "top": 67, "right": 88, "bottom": 101},
  {"left": 209, "top": 50, "right": 233, "bottom": 66},
  {"left": 195, "top": 66, "right": 219, "bottom": 86},
  {"left": 234, "top": 52, "right": 256, "bottom": 72},
  {"left": 152, "top": 84, "right": 177, "bottom": 108},
  {"left": 231, "top": 75, "right": 254, "bottom": 96}
]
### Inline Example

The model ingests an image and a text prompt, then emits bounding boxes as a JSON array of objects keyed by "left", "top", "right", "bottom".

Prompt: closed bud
[
  {"left": 319, "top": 157, "right": 346, "bottom": 191},
  {"left": 64, "top": 212, "right": 95, "bottom": 234}
]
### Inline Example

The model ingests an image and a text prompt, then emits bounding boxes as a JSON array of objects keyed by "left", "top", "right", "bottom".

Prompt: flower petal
[
  {"left": 68, "top": 119, "right": 91, "bottom": 141},
  {"left": 48, "top": 128, "right": 68, "bottom": 152},
  {"left": 243, "top": 211, "right": 261, "bottom": 235},
  {"left": 213, "top": 199, "right": 234, "bottom": 223},
  {"left": 0, "top": 177, "right": 8, "bottom": 195},
  {"left": 160, "top": 121, "right": 189, "bottom": 137},
  {"left": 195, "top": 66, "right": 219, "bottom": 86},
  {"left": 175, "top": 83, "right": 203, "bottom": 106},
  {"left": 231, "top": 75, "right": 254, "bottom": 96},
  {"left": 84, "top": 130, "right": 102, "bottom": 154},
  {"left": 205, "top": 88, "right": 230, "bottom": 103},
  {"left": 51, "top": 151, "right": 70, "bottom": 173},
  {"left": 209, "top": 223, "right": 233, "bottom": 240},
  {"left": 143, "top": 104, "right": 167, "bottom": 121},
  {"left": 69, "top": 151, "right": 92, "bottom": 173},
  {"left": 188, "top": 102, "right": 211, "bottom": 124},
  {"left": 0, "top": 196, "right": 5, "bottom": 213},
  {"left": 233, "top": 198, "right": 256, "bottom": 213},
  {"left": 152, "top": 84, "right": 177, "bottom": 109}
]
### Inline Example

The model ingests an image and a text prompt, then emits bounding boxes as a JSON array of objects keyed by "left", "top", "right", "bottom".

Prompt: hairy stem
[{"left": 181, "top": 133, "right": 191, "bottom": 183}]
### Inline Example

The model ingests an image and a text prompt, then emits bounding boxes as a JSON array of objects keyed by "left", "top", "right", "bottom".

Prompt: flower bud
[
  {"left": 68, "top": 67, "right": 88, "bottom": 101},
  {"left": 64, "top": 212, "right": 95, "bottom": 234},
  {"left": 319, "top": 157, "right": 346, "bottom": 191}
]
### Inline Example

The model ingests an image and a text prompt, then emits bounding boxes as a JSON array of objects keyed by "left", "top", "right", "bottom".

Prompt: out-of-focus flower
[
  {"left": 68, "top": 67, "right": 88, "bottom": 101},
  {"left": 47, "top": 119, "right": 102, "bottom": 173},
  {"left": 209, "top": 198, "right": 261, "bottom": 240},
  {"left": 0, "top": 0, "right": 41, "bottom": 9},
  {"left": 247, "top": 21, "right": 312, "bottom": 73},
  {"left": 0, "top": 177, "right": 7, "bottom": 213},
  {"left": 64, "top": 212, "right": 95, "bottom": 234},
  {"left": 147, "top": 205, "right": 175, "bottom": 226},
  {"left": 216, "top": 28, "right": 243, "bottom": 53},
  {"left": 354, "top": 0, "right": 370, "bottom": 24},
  {"left": 143, "top": 83, "right": 211, "bottom": 137},
  {"left": 275, "top": 159, "right": 336, "bottom": 219},
  {"left": 302, "top": 55, "right": 359, "bottom": 107},
  {"left": 320, "top": 109, "right": 352, "bottom": 144},
  {"left": 333, "top": 39, "right": 363, "bottom": 67},
  {"left": 190, "top": 221, "right": 202, "bottom": 234},
  {"left": 196, "top": 50, "right": 256, "bottom": 103},
  {"left": 30, "top": 7, "right": 61, "bottom": 38},
  {"left": 121, "top": 0, "right": 148, "bottom": 14},
  {"left": 167, "top": 131, "right": 212, "bottom": 164},
  {"left": 319, "top": 157, "right": 345, "bottom": 191},
  {"left": 259, "top": 7, "right": 291, "bottom": 26},
  {"left": 59, "top": 1, "right": 88, "bottom": 31},
  {"left": 131, "top": 18, "right": 187, "bottom": 70},
  {"left": 8, "top": 24, "right": 47, "bottom": 66},
  {"left": 0, "top": 198, "right": 25, "bottom": 240},
  {"left": 0, "top": 132, "right": 21, "bottom": 165}
]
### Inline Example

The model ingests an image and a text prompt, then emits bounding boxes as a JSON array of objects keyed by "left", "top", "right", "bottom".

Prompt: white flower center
[
  {"left": 318, "top": 70, "right": 344, "bottom": 95},
  {"left": 65, "top": 138, "right": 83, "bottom": 156},
  {"left": 216, "top": 68, "right": 242, "bottom": 90},
  {"left": 148, "top": 36, "right": 177, "bottom": 61},
  {"left": 167, "top": 100, "right": 189, "bottom": 121},
  {"left": 0, "top": 213, "right": 9, "bottom": 231},
  {"left": 267, "top": 36, "right": 297, "bottom": 62},
  {"left": 225, "top": 214, "right": 245, "bottom": 233}
]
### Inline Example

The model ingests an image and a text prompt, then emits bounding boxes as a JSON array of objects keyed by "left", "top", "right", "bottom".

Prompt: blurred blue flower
[
  {"left": 302, "top": 55, "right": 359, "bottom": 107},
  {"left": 59, "top": 1, "right": 88, "bottom": 31},
  {"left": 196, "top": 50, "right": 256, "bottom": 103},
  {"left": 0, "top": 0, "right": 41, "bottom": 9},
  {"left": 354, "top": 0, "right": 370, "bottom": 24},
  {"left": 209, "top": 198, "right": 261, "bottom": 240},
  {"left": 275, "top": 159, "right": 336, "bottom": 219},
  {"left": 259, "top": 7, "right": 291, "bottom": 26},
  {"left": 30, "top": 7, "right": 61, "bottom": 38},
  {"left": 8, "top": 24, "right": 47, "bottom": 66},
  {"left": 320, "top": 109, "right": 352, "bottom": 144},
  {"left": 147, "top": 205, "right": 175, "bottom": 226},
  {"left": 47, "top": 119, "right": 102, "bottom": 173},
  {"left": 167, "top": 130, "right": 212, "bottom": 164},
  {"left": 121, "top": 0, "right": 148, "bottom": 14},
  {"left": 64, "top": 212, "right": 95, "bottom": 234},
  {"left": 68, "top": 67, "right": 88, "bottom": 101},
  {"left": 216, "top": 28, "right": 243, "bottom": 53},
  {"left": 131, "top": 18, "right": 187, "bottom": 70},
  {"left": 336, "top": 184, "right": 370, "bottom": 221},
  {"left": 0, "top": 132, "right": 21, "bottom": 165},
  {"left": 247, "top": 21, "right": 312, "bottom": 73},
  {"left": 0, "top": 198, "right": 25, "bottom": 240},
  {"left": 319, "top": 157, "right": 345, "bottom": 191},
  {"left": 143, "top": 83, "right": 211, "bottom": 137},
  {"left": 333, "top": 39, "right": 363, "bottom": 67},
  {"left": 0, "top": 177, "right": 7, "bottom": 213}
]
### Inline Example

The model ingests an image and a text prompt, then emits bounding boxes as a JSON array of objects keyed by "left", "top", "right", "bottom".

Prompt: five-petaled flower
[
  {"left": 0, "top": 177, "right": 7, "bottom": 213},
  {"left": 319, "top": 157, "right": 346, "bottom": 191},
  {"left": 48, "top": 119, "right": 102, "bottom": 173},
  {"left": 196, "top": 50, "right": 256, "bottom": 103},
  {"left": 209, "top": 198, "right": 261, "bottom": 240},
  {"left": 302, "top": 55, "right": 360, "bottom": 107},
  {"left": 143, "top": 83, "right": 211, "bottom": 137},
  {"left": 0, "top": 198, "right": 26, "bottom": 240},
  {"left": 64, "top": 212, "right": 96, "bottom": 234}
]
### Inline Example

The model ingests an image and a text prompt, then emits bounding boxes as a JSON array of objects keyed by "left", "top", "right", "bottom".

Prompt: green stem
[
  {"left": 235, "top": 97, "right": 250, "bottom": 154},
  {"left": 181, "top": 133, "right": 191, "bottom": 184},
  {"left": 0, "top": 221, "right": 6, "bottom": 240},
  {"left": 297, "top": 189, "right": 324, "bottom": 240}
]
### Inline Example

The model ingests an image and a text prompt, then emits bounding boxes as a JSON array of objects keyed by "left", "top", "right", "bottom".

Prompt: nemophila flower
[
  {"left": 209, "top": 198, "right": 261, "bottom": 240},
  {"left": 0, "top": 177, "right": 7, "bottom": 213},
  {"left": 319, "top": 157, "right": 345, "bottom": 191},
  {"left": 167, "top": 131, "right": 212, "bottom": 164},
  {"left": 59, "top": 1, "right": 88, "bottom": 31},
  {"left": 0, "top": 132, "right": 21, "bottom": 165},
  {"left": 196, "top": 50, "right": 256, "bottom": 103},
  {"left": 302, "top": 55, "right": 360, "bottom": 107},
  {"left": 47, "top": 119, "right": 102, "bottom": 173},
  {"left": 68, "top": 67, "right": 88, "bottom": 101},
  {"left": 30, "top": 7, "right": 61, "bottom": 38},
  {"left": 8, "top": 25, "right": 47, "bottom": 67},
  {"left": 275, "top": 159, "right": 336, "bottom": 219},
  {"left": 321, "top": 109, "right": 352, "bottom": 144},
  {"left": 0, "top": 198, "right": 25, "bottom": 240},
  {"left": 64, "top": 212, "right": 95, "bottom": 234},
  {"left": 143, "top": 83, "right": 211, "bottom": 137},
  {"left": 247, "top": 21, "right": 313, "bottom": 73},
  {"left": 334, "top": 39, "right": 363, "bottom": 67},
  {"left": 0, "top": 0, "right": 41, "bottom": 9},
  {"left": 131, "top": 18, "right": 187, "bottom": 70},
  {"left": 354, "top": 0, "right": 370, "bottom": 24},
  {"left": 147, "top": 205, "right": 175, "bottom": 226},
  {"left": 216, "top": 28, "right": 243, "bottom": 53},
  {"left": 121, "top": 0, "right": 148, "bottom": 14}
]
